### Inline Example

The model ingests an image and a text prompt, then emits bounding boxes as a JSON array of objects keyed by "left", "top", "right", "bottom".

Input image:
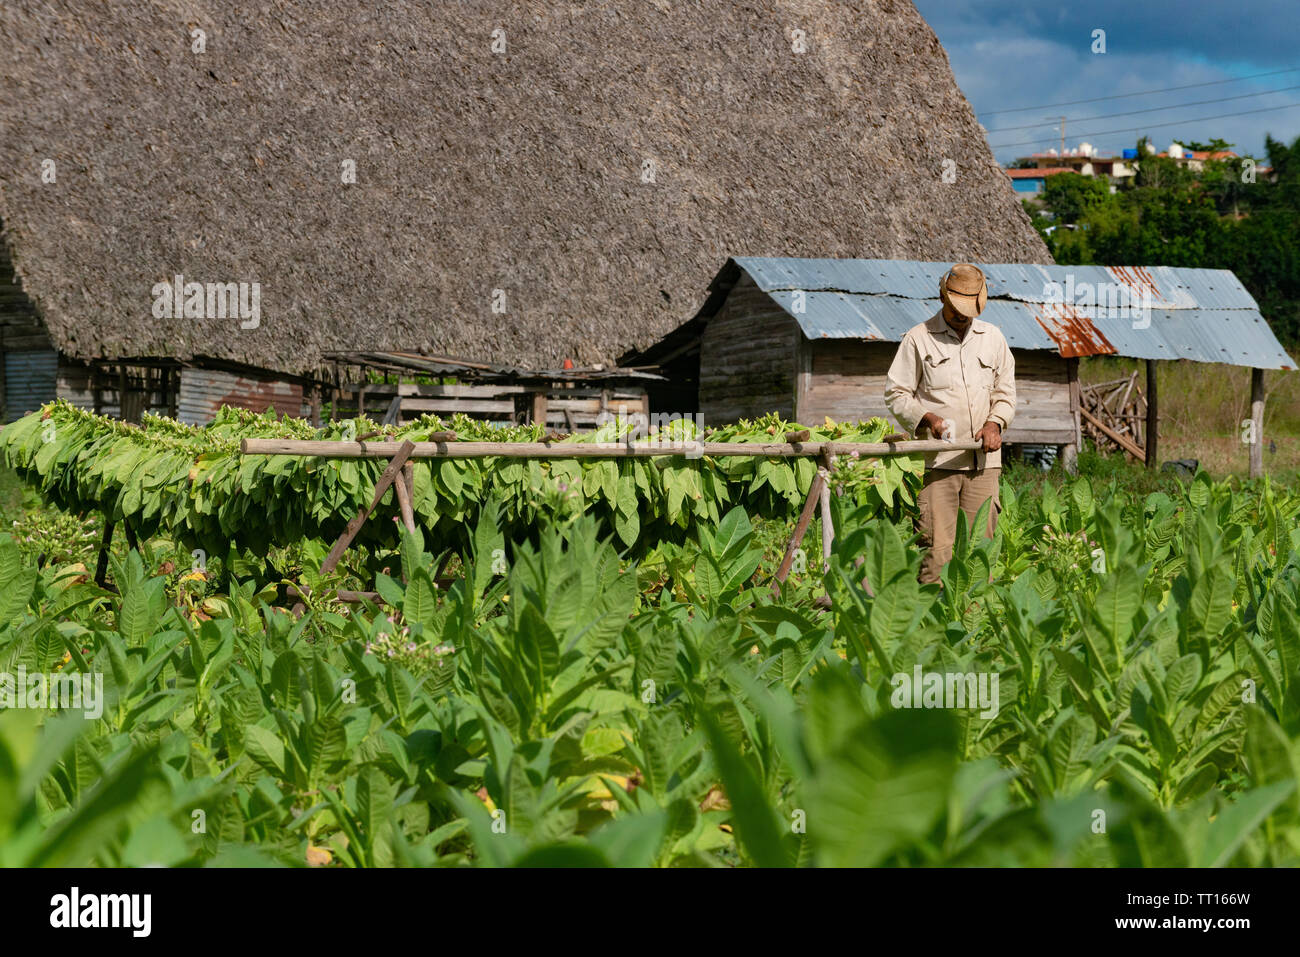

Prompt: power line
[
  {"left": 986, "top": 100, "right": 1300, "bottom": 151},
  {"left": 979, "top": 65, "right": 1300, "bottom": 117},
  {"left": 986, "top": 83, "right": 1300, "bottom": 133}
]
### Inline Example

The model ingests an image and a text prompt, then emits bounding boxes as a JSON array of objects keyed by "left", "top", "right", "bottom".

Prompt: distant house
[
  {"left": 624, "top": 257, "right": 1296, "bottom": 469},
  {"left": 1007, "top": 167, "right": 1075, "bottom": 194},
  {"left": 1008, "top": 147, "right": 1137, "bottom": 192},
  {"left": 1158, "top": 143, "right": 1239, "bottom": 170}
]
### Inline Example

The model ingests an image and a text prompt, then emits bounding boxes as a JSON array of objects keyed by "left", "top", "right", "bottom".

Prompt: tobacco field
[{"left": 2, "top": 402, "right": 1300, "bottom": 866}]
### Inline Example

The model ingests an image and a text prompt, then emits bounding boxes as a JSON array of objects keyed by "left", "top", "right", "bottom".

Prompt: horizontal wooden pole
[{"left": 240, "top": 438, "right": 983, "bottom": 459}]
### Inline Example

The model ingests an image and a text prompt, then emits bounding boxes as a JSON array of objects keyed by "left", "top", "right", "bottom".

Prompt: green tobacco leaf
[
  {"left": 404, "top": 570, "right": 439, "bottom": 631},
  {"left": 587, "top": 810, "right": 667, "bottom": 867},
  {"left": 699, "top": 709, "right": 790, "bottom": 868},
  {"left": 1195, "top": 780, "right": 1295, "bottom": 867},
  {"left": 0, "top": 536, "right": 36, "bottom": 626},
  {"left": 805, "top": 706, "right": 958, "bottom": 868},
  {"left": 243, "top": 724, "right": 287, "bottom": 779},
  {"left": 1091, "top": 573, "right": 1140, "bottom": 651},
  {"left": 117, "top": 576, "right": 166, "bottom": 647},
  {"left": 513, "top": 843, "right": 611, "bottom": 867}
]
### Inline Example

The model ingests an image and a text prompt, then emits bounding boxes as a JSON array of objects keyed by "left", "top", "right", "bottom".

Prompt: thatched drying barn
[{"left": 0, "top": 0, "right": 1047, "bottom": 423}]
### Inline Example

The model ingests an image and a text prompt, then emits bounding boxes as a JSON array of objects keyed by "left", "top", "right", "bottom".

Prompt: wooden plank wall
[
  {"left": 797, "top": 340, "right": 1075, "bottom": 444},
  {"left": 699, "top": 274, "right": 797, "bottom": 423},
  {"left": 333, "top": 382, "right": 648, "bottom": 430},
  {"left": 56, "top": 357, "right": 97, "bottom": 412},
  {"left": 178, "top": 367, "right": 303, "bottom": 424}
]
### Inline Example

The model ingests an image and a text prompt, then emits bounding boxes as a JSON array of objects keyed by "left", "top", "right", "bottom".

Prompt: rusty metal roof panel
[
  {"left": 177, "top": 368, "right": 305, "bottom": 425},
  {"left": 728, "top": 258, "right": 1295, "bottom": 369},
  {"left": 980, "top": 264, "right": 1251, "bottom": 311}
]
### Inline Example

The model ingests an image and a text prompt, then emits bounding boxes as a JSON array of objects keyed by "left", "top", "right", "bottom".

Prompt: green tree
[
  {"left": 1040, "top": 172, "right": 1111, "bottom": 224},
  {"left": 1026, "top": 133, "right": 1300, "bottom": 344},
  {"left": 1180, "top": 137, "right": 1234, "bottom": 154}
]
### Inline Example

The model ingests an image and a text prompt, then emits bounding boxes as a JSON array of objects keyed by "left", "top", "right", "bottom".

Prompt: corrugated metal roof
[
  {"left": 730, "top": 257, "right": 1295, "bottom": 370},
  {"left": 177, "top": 368, "right": 305, "bottom": 425},
  {"left": 326, "top": 351, "right": 663, "bottom": 383},
  {"left": 3, "top": 348, "right": 57, "bottom": 422}
]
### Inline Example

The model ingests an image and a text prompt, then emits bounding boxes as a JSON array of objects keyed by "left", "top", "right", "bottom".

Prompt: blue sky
[{"left": 912, "top": 0, "right": 1300, "bottom": 163}]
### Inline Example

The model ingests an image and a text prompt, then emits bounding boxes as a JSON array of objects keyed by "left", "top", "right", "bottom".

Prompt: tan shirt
[{"left": 884, "top": 310, "right": 1016, "bottom": 470}]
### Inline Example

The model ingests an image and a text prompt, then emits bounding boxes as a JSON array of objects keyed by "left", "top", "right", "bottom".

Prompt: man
[{"left": 884, "top": 263, "right": 1016, "bottom": 584}]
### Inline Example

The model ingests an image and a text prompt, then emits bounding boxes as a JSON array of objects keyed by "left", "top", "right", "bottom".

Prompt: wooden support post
[
  {"left": 1145, "top": 359, "right": 1158, "bottom": 470},
  {"left": 774, "top": 468, "right": 827, "bottom": 586},
  {"left": 382, "top": 394, "right": 402, "bottom": 426},
  {"left": 319, "top": 440, "right": 416, "bottom": 577},
  {"left": 292, "top": 440, "right": 419, "bottom": 615},
  {"left": 531, "top": 390, "right": 549, "bottom": 427},
  {"left": 309, "top": 386, "right": 322, "bottom": 427},
  {"left": 1064, "top": 357, "right": 1080, "bottom": 474},
  {"left": 394, "top": 464, "right": 416, "bottom": 535},
  {"left": 95, "top": 520, "right": 114, "bottom": 588},
  {"left": 1250, "top": 367, "right": 1266, "bottom": 479},
  {"left": 1060, "top": 443, "right": 1077, "bottom": 475},
  {"left": 818, "top": 450, "right": 835, "bottom": 570},
  {"left": 818, "top": 477, "right": 833, "bottom": 570}
]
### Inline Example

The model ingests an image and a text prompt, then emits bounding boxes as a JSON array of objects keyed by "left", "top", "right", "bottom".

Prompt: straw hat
[{"left": 939, "top": 263, "right": 988, "bottom": 318}]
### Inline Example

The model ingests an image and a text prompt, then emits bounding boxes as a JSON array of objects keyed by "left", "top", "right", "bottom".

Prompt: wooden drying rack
[{"left": 234, "top": 429, "right": 982, "bottom": 611}]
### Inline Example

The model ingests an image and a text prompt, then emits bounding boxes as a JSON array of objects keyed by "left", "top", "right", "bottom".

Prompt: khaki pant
[{"left": 916, "top": 467, "right": 1001, "bottom": 584}]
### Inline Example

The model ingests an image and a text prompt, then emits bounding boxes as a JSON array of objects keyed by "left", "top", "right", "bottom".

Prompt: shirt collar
[{"left": 928, "top": 309, "right": 988, "bottom": 340}]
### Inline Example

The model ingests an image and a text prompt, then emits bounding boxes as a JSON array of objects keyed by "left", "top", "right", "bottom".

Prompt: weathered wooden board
[
  {"left": 796, "top": 340, "right": 1074, "bottom": 436},
  {"left": 699, "top": 274, "right": 796, "bottom": 423}
]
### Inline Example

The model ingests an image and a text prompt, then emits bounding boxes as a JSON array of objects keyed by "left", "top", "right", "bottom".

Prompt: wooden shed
[{"left": 623, "top": 257, "right": 1296, "bottom": 470}]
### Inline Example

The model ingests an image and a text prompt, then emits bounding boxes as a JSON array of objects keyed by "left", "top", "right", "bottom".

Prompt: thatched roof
[{"left": 0, "top": 0, "right": 1050, "bottom": 375}]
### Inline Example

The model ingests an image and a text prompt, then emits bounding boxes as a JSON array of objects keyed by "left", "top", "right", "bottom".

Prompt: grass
[{"left": 1079, "top": 356, "right": 1300, "bottom": 480}]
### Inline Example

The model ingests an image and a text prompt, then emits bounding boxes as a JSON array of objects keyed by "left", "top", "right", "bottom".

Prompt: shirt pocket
[
  {"left": 922, "top": 353, "right": 955, "bottom": 391},
  {"left": 976, "top": 355, "right": 997, "bottom": 389}
]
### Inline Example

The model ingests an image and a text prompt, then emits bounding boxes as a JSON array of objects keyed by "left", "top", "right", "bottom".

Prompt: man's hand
[
  {"left": 976, "top": 420, "right": 1002, "bottom": 452},
  {"left": 917, "top": 412, "right": 946, "bottom": 437}
]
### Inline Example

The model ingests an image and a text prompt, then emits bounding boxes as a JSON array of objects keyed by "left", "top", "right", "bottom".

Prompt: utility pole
[{"left": 1060, "top": 115, "right": 1066, "bottom": 157}]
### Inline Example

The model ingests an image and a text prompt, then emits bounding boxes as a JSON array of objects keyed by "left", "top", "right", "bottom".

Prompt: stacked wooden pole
[{"left": 1080, "top": 371, "right": 1149, "bottom": 462}]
